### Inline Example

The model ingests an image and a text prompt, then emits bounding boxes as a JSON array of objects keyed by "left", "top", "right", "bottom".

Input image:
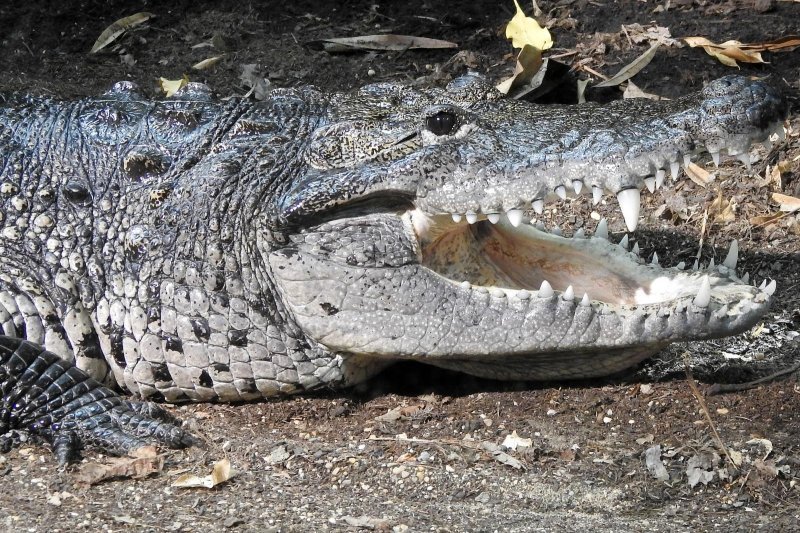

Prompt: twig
[
  {"left": 683, "top": 352, "right": 737, "bottom": 470},
  {"left": 695, "top": 209, "right": 708, "bottom": 264},
  {"left": 707, "top": 360, "right": 800, "bottom": 395}
]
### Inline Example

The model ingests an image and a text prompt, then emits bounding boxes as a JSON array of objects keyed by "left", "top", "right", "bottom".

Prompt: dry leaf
[
  {"left": 505, "top": 0, "right": 553, "bottom": 51},
  {"left": 595, "top": 43, "right": 660, "bottom": 87},
  {"left": 709, "top": 190, "right": 735, "bottom": 222},
  {"left": 685, "top": 162, "right": 714, "bottom": 187},
  {"left": 90, "top": 12, "right": 155, "bottom": 54},
  {"left": 623, "top": 80, "right": 667, "bottom": 100},
  {"left": 772, "top": 192, "right": 800, "bottom": 212},
  {"left": 74, "top": 446, "right": 163, "bottom": 486},
  {"left": 683, "top": 37, "right": 766, "bottom": 67},
  {"left": 750, "top": 212, "right": 784, "bottom": 226},
  {"left": 159, "top": 75, "right": 189, "bottom": 97},
  {"left": 192, "top": 55, "right": 224, "bottom": 71},
  {"left": 622, "top": 24, "right": 681, "bottom": 47},
  {"left": 173, "top": 458, "right": 235, "bottom": 489},
  {"left": 311, "top": 35, "right": 457, "bottom": 53},
  {"left": 501, "top": 430, "right": 532, "bottom": 450},
  {"left": 496, "top": 44, "right": 544, "bottom": 94}
]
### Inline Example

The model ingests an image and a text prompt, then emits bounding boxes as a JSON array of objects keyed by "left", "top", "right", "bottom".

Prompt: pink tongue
[{"left": 478, "top": 225, "right": 640, "bottom": 305}]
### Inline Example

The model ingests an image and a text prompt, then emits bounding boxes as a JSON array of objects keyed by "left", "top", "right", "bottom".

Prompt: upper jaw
[{"left": 415, "top": 76, "right": 788, "bottom": 233}]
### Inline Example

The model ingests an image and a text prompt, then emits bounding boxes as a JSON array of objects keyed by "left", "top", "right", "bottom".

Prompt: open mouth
[{"left": 407, "top": 210, "right": 774, "bottom": 317}]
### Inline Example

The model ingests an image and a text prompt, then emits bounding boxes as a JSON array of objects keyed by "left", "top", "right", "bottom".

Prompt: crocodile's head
[{"left": 270, "top": 75, "right": 788, "bottom": 380}]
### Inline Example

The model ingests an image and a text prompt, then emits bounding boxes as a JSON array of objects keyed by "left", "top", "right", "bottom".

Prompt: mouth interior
[{"left": 413, "top": 213, "right": 707, "bottom": 307}]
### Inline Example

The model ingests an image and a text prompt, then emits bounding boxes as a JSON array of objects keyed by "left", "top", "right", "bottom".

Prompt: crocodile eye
[{"left": 426, "top": 110, "right": 457, "bottom": 136}]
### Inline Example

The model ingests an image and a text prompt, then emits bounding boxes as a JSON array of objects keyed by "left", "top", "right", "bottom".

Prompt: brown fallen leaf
[
  {"left": 623, "top": 80, "right": 667, "bottom": 100},
  {"left": 496, "top": 44, "right": 544, "bottom": 94},
  {"left": 772, "top": 192, "right": 800, "bottom": 212},
  {"left": 90, "top": 12, "right": 155, "bottom": 54},
  {"left": 749, "top": 212, "right": 784, "bottom": 226},
  {"left": 709, "top": 190, "right": 735, "bottom": 223},
  {"left": 192, "top": 55, "right": 224, "bottom": 71},
  {"left": 685, "top": 162, "right": 714, "bottom": 188},
  {"left": 595, "top": 42, "right": 660, "bottom": 87},
  {"left": 310, "top": 34, "right": 457, "bottom": 53},
  {"left": 173, "top": 458, "right": 235, "bottom": 489},
  {"left": 74, "top": 446, "right": 164, "bottom": 486},
  {"left": 683, "top": 35, "right": 800, "bottom": 67}
]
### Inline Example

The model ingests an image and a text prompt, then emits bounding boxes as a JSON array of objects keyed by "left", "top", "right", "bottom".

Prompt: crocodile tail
[{"left": 0, "top": 336, "right": 199, "bottom": 463}]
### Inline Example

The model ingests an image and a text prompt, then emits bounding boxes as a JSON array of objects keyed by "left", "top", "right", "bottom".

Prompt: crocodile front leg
[{"left": 0, "top": 336, "right": 198, "bottom": 464}]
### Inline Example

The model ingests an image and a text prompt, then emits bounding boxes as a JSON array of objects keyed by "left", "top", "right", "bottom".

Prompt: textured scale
[{"left": 0, "top": 75, "right": 788, "bottom": 460}]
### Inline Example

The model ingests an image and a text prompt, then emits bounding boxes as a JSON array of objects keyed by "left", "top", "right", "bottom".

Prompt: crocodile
[{"left": 0, "top": 73, "right": 788, "bottom": 462}]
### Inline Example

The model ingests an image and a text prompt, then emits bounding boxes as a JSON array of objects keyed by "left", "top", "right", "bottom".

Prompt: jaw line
[{"left": 404, "top": 208, "right": 768, "bottom": 317}]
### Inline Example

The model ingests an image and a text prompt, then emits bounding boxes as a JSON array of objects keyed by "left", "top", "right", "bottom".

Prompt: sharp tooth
[
  {"left": 708, "top": 257, "right": 715, "bottom": 269},
  {"left": 616, "top": 188, "right": 640, "bottom": 232},
  {"left": 758, "top": 279, "right": 767, "bottom": 290},
  {"left": 773, "top": 123, "right": 786, "bottom": 141},
  {"left": 452, "top": 213, "right": 462, "bottom": 223},
  {"left": 563, "top": 285, "right": 574, "bottom": 301},
  {"left": 595, "top": 218, "right": 608, "bottom": 240},
  {"left": 632, "top": 242, "right": 640, "bottom": 256},
  {"left": 460, "top": 281, "right": 471, "bottom": 289},
  {"left": 723, "top": 239, "right": 738, "bottom": 269},
  {"left": 619, "top": 234, "right": 629, "bottom": 250},
  {"left": 676, "top": 261, "right": 685, "bottom": 270},
  {"left": 580, "top": 293, "right": 590, "bottom": 306},
  {"left": 491, "top": 288, "right": 505, "bottom": 298},
  {"left": 506, "top": 209, "right": 523, "bottom": 227},
  {"left": 573, "top": 180, "right": 583, "bottom": 194},
  {"left": 683, "top": 154, "right": 691, "bottom": 168},
  {"left": 651, "top": 251, "right": 658, "bottom": 265},
  {"left": 655, "top": 169, "right": 665, "bottom": 189},
  {"left": 693, "top": 275, "right": 711, "bottom": 307},
  {"left": 764, "top": 279, "right": 776, "bottom": 296},
  {"left": 555, "top": 185, "right": 567, "bottom": 200},
  {"left": 538, "top": 280, "right": 554, "bottom": 298},
  {"left": 573, "top": 228, "right": 585, "bottom": 239},
  {"left": 592, "top": 186, "right": 603, "bottom": 205},
  {"left": 551, "top": 225, "right": 562, "bottom": 236},
  {"left": 715, "top": 304, "right": 729, "bottom": 319},
  {"left": 692, "top": 259, "right": 699, "bottom": 270},
  {"left": 644, "top": 177, "right": 656, "bottom": 193},
  {"left": 670, "top": 161, "right": 680, "bottom": 179},
  {"left": 741, "top": 272, "right": 749, "bottom": 284},
  {"left": 532, "top": 199, "right": 544, "bottom": 214},
  {"left": 710, "top": 151, "right": 720, "bottom": 167},
  {"left": 465, "top": 211, "right": 478, "bottom": 224},
  {"left": 487, "top": 213, "right": 500, "bottom": 224},
  {"left": 738, "top": 153, "right": 752, "bottom": 169}
]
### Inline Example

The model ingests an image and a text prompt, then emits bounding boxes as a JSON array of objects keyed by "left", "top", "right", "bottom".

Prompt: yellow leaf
[
  {"left": 90, "top": 12, "right": 155, "bottom": 54},
  {"left": 495, "top": 44, "right": 544, "bottom": 94},
  {"left": 159, "top": 75, "right": 189, "bottom": 97},
  {"left": 192, "top": 55, "right": 224, "bottom": 71},
  {"left": 173, "top": 458, "right": 236, "bottom": 489},
  {"left": 505, "top": 0, "right": 553, "bottom": 51},
  {"left": 684, "top": 36, "right": 766, "bottom": 67}
]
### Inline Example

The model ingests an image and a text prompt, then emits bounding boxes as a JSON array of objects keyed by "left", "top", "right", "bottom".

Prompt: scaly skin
[{"left": 0, "top": 74, "right": 788, "bottom": 460}]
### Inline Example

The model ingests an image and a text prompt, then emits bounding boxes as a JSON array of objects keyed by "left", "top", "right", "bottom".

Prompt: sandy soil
[{"left": 1, "top": 1, "right": 799, "bottom": 531}]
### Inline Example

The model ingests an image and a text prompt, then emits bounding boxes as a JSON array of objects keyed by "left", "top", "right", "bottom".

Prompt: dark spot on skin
[
  {"left": 81, "top": 330, "right": 104, "bottom": 359},
  {"left": 228, "top": 329, "right": 248, "bottom": 347},
  {"left": 63, "top": 181, "right": 92, "bottom": 206},
  {"left": 211, "top": 293, "right": 229, "bottom": 309},
  {"left": 109, "top": 329, "right": 125, "bottom": 367},
  {"left": 151, "top": 363, "right": 172, "bottom": 382},
  {"left": 212, "top": 362, "right": 229, "bottom": 373},
  {"left": 190, "top": 318, "right": 210, "bottom": 340},
  {"left": 164, "top": 334, "right": 182, "bottom": 353},
  {"left": 198, "top": 370, "right": 213, "bottom": 388},
  {"left": 237, "top": 379, "right": 257, "bottom": 393},
  {"left": 320, "top": 302, "right": 339, "bottom": 316}
]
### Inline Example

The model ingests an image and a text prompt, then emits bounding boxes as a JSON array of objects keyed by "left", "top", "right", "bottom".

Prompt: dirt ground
[{"left": 1, "top": 1, "right": 800, "bottom": 531}]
